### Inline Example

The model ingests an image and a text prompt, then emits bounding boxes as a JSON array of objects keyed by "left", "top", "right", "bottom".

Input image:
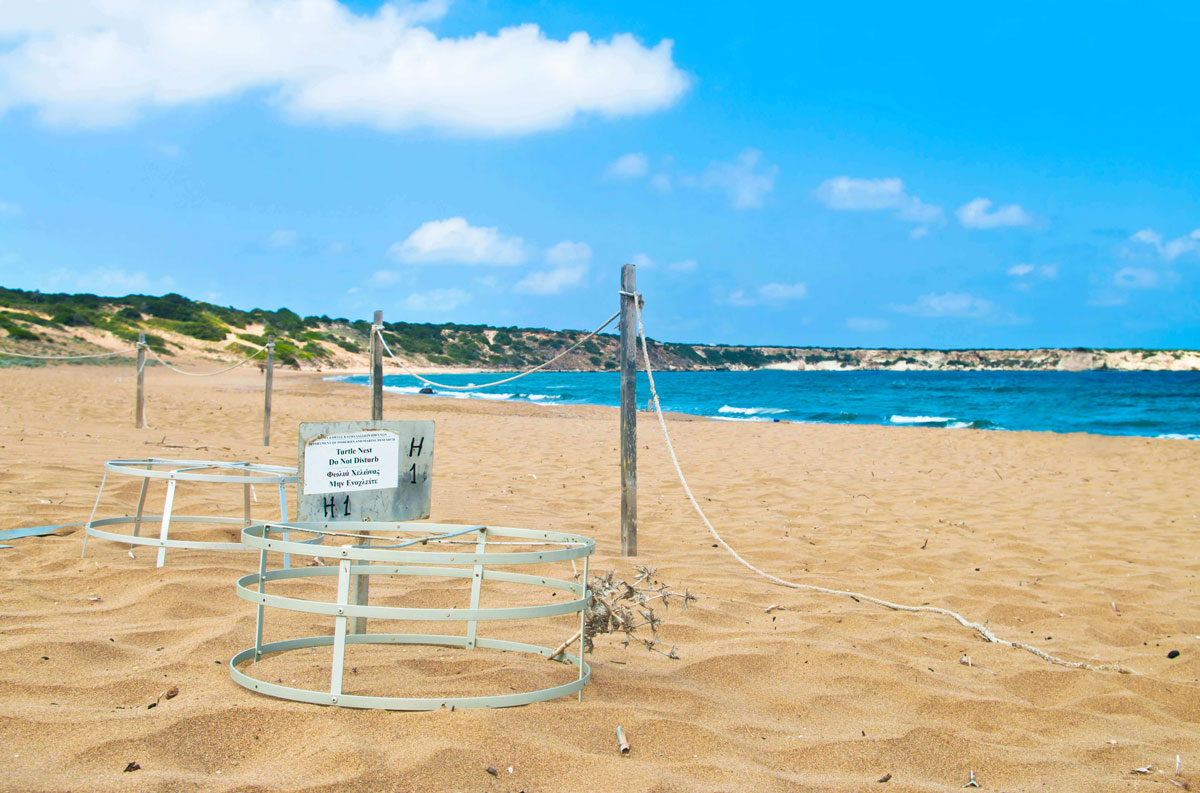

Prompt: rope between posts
[
  {"left": 375, "top": 310, "right": 621, "bottom": 391},
  {"left": 145, "top": 345, "right": 266, "bottom": 377},
  {"left": 630, "top": 296, "right": 1129, "bottom": 674},
  {"left": 0, "top": 346, "right": 136, "bottom": 360}
]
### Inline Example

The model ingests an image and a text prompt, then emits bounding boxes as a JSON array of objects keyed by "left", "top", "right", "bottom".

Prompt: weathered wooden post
[
  {"left": 135, "top": 332, "right": 146, "bottom": 429},
  {"left": 619, "top": 264, "right": 637, "bottom": 556},
  {"left": 370, "top": 310, "right": 383, "bottom": 420},
  {"left": 262, "top": 335, "right": 275, "bottom": 446},
  {"left": 298, "top": 421, "right": 435, "bottom": 636},
  {"left": 361, "top": 311, "right": 384, "bottom": 631}
]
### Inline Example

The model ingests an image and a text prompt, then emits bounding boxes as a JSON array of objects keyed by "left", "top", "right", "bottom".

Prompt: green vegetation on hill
[{"left": 1, "top": 286, "right": 1196, "bottom": 372}]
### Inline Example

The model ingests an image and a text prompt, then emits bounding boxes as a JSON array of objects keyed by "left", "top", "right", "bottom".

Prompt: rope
[
  {"left": 375, "top": 311, "right": 620, "bottom": 391},
  {"left": 0, "top": 346, "right": 136, "bottom": 360},
  {"left": 145, "top": 345, "right": 265, "bottom": 377},
  {"left": 630, "top": 296, "right": 1129, "bottom": 674}
]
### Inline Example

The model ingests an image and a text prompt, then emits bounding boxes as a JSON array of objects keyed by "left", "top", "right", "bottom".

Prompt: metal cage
[
  {"left": 81, "top": 458, "right": 300, "bottom": 567},
  {"left": 230, "top": 520, "right": 595, "bottom": 710}
]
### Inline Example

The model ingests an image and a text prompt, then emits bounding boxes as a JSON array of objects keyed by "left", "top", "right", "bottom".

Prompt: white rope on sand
[
  {"left": 631, "top": 296, "right": 1129, "bottom": 674},
  {"left": 146, "top": 345, "right": 265, "bottom": 377},
  {"left": 0, "top": 346, "right": 136, "bottom": 360},
  {"left": 376, "top": 310, "right": 621, "bottom": 391}
]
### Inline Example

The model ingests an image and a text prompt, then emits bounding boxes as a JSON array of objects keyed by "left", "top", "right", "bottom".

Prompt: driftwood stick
[{"left": 549, "top": 629, "right": 582, "bottom": 660}]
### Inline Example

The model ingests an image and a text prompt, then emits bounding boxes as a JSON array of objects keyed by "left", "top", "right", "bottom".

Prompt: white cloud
[
  {"left": 369, "top": 269, "right": 407, "bottom": 286},
  {"left": 1129, "top": 227, "right": 1200, "bottom": 261},
  {"left": 513, "top": 265, "right": 587, "bottom": 295},
  {"left": 0, "top": 1, "right": 688, "bottom": 135},
  {"left": 265, "top": 229, "right": 297, "bottom": 249},
  {"left": 894, "top": 292, "right": 991, "bottom": 318},
  {"left": 720, "top": 289, "right": 758, "bottom": 308},
  {"left": 650, "top": 173, "right": 671, "bottom": 193},
  {"left": 814, "top": 176, "right": 943, "bottom": 233},
  {"left": 717, "top": 280, "right": 806, "bottom": 307},
  {"left": 514, "top": 240, "right": 591, "bottom": 295},
  {"left": 544, "top": 240, "right": 591, "bottom": 267},
  {"left": 1113, "top": 266, "right": 1159, "bottom": 289},
  {"left": 1132, "top": 228, "right": 1163, "bottom": 248},
  {"left": 701, "top": 149, "right": 777, "bottom": 209},
  {"left": 627, "top": 252, "right": 695, "bottom": 274},
  {"left": 956, "top": 197, "right": 1033, "bottom": 229},
  {"left": 0, "top": 200, "right": 23, "bottom": 216},
  {"left": 402, "top": 287, "right": 470, "bottom": 312},
  {"left": 33, "top": 267, "right": 172, "bottom": 295},
  {"left": 815, "top": 176, "right": 907, "bottom": 211},
  {"left": 1008, "top": 262, "right": 1058, "bottom": 281},
  {"left": 846, "top": 317, "right": 888, "bottom": 332},
  {"left": 607, "top": 152, "right": 648, "bottom": 179},
  {"left": 757, "top": 281, "right": 807, "bottom": 301},
  {"left": 891, "top": 291, "right": 1024, "bottom": 324},
  {"left": 390, "top": 217, "right": 527, "bottom": 265}
]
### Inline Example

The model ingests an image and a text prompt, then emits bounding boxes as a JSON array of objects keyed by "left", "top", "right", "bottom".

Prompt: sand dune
[{"left": 1, "top": 364, "right": 1198, "bottom": 792}]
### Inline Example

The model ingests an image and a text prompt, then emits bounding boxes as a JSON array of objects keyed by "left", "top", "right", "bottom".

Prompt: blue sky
[{"left": 1, "top": 1, "right": 1198, "bottom": 348}]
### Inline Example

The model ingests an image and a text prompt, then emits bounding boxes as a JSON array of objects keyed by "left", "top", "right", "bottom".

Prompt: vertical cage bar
[
  {"left": 465, "top": 527, "right": 488, "bottom": 649},
  {"left": 254, "top": 544, "right": 267, "bottom": 660},
  {"left": 155, "top": 478, "right": 177, "bottom": 568},
  {"left": 330, "top": 559, "right": 352, "bottom": 699},
  {"left": 278, "top": 481, "right": 290, "bottom": 570},
  {"left": 130, "top": 465, "right": 151, "bottom": 544},
  {"left": 79, "top": 470, "right": 109, "bottom": 558},
  {"left": 578, "top": 553, "right": 589, "bottom": 700}
]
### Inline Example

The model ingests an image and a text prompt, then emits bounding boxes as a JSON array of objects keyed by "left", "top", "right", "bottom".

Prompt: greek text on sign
[
  {"left": 303, "top": 430, "right": 400, "bottom": 495},
  {"left": 298, "top": 420, "right": 433, "bottom": 523}
]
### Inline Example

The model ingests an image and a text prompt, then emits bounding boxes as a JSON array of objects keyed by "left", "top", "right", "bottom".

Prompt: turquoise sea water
[{"left": 330, "top": 370, "right": 1200, "bottom": 440}]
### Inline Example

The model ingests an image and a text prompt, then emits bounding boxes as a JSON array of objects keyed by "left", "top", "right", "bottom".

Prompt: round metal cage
[
  {"left": 230, "top": 520, "right": 595, "bottom": 710},
  {"left": 82, "top": 458, "right": 302, "bottom": 568}
]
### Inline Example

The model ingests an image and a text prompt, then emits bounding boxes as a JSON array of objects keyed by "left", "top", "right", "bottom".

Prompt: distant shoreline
[{"left": 3, "top": 286, "right": 1198, "bottom": 373}]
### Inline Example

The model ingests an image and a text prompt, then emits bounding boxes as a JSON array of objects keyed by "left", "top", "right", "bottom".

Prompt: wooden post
[
  {"left": 370, "top": 310, "right": 383, "bottom": 420},
  {"left": 262, "top": 335, "right": 274, "bottom": 446},
  {"left": 135, "top": 332, "right": 146, "bottom": 429},
  {"left": 619, "top": 264, "right": 637, "bottom": 556},
  {"left": 357, "top": 312, "right": 383, "bottom": 632}
]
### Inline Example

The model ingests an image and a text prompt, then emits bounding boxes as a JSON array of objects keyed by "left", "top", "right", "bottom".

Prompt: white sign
[{"left": 302, "top": 430, "right": 400, "bottom": 495}]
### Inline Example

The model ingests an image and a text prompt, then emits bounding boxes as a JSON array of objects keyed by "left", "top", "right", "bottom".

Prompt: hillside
[{"left": 1, "top": 287, "right": 1197, "bottom": 372}]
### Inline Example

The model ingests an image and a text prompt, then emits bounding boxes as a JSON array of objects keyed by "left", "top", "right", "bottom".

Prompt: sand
[{"left": 1, "top": 363, "right": 1198, "bottom": 793}]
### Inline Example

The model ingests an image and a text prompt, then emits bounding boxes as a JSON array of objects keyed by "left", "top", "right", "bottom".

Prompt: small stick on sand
[
  {"left": 962, "top": 770, "right": 979, "bottom": 787},
  {"left": 548, "top": 629, "right": 582, "bottom": 660},
  {"left": 615, "top": 725, "right": 630, "bottom": 755}
]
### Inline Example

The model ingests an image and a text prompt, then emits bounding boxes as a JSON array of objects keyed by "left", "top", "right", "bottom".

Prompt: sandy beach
[{"left": 1, "top": 363, "right": 1198, "bottom": 793}]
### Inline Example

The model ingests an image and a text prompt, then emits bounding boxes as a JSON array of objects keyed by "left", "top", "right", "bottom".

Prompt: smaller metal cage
[
  {"left": 230, "top": 521, "right": 595, "bottom": 710},
  {"left": 82, "top": 458, "right": 300, "bottom": 568}
]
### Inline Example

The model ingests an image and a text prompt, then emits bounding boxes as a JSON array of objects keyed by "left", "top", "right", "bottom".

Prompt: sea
[{"left": 329, "top": 370, "right": 1200, "bottom": 440}]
